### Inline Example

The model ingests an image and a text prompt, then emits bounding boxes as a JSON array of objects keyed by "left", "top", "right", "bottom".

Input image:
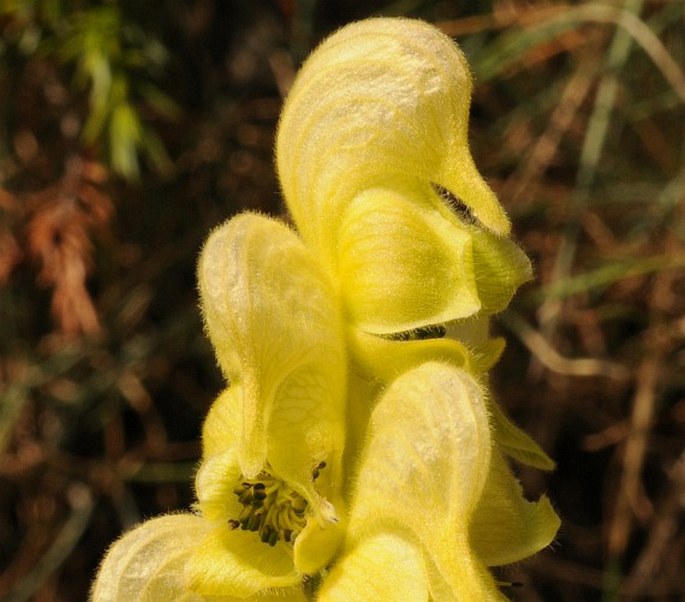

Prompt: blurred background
[{"left": 0, "top": 1, "right": 684, "bottom": 600}]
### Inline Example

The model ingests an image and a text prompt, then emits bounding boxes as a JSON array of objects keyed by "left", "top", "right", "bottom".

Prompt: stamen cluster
[
  {"left": 230, "top": 462, "right": 326, "bottom": 547},
  {"left": 231, "top": 473, "right": 308, "bottom": 546}
]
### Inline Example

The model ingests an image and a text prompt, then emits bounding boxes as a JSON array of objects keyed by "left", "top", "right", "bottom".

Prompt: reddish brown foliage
[
  {"left": 24, "top": 158, "right": 113, "bottom": 337},
  {"left": 0, "top": 188, "right": 23, "bottom": 285}
]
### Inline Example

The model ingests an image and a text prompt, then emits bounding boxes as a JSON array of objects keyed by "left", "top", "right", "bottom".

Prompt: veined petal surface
[
  {"left": 197, "top": 213, "right": 346, "bottom": 493},
  {"left": 91, "top": 514, "right": 332, "bottom": 602},
  {"left": 468, "top": 228, "right": 533, "bottom": 313},
  {"left": 337, "top": 181, "right": 532, "bottom": 334}
]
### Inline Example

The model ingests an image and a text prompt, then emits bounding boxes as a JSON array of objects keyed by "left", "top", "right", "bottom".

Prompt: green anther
[
  {"left": 247, "top": 514, "right": 261, "bottom": 531},
  {"left": 312, "top": 461, "right": 326, "bottom": 481},
  {"left": 260, "top": 526, "right": 273, "bottom": 544}
]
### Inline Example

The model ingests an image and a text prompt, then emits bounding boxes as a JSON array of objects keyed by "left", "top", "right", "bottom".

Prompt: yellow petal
[
  {"left": 348, "top": 362, "right": 503, "bottom": 600},
  {"left": 187, "top": 525, "right": 301, "bottom": 598},
  {"left": 292, "top": 498, "right": 345, "bottom": 575},
  {"left": 469, "top": 229, "right": 533, "bottom": 313},
  {"left": 338, "top": 184, "right": 480, "bottom": 333},
  {"left": 201, "top": 387, "right": 241, "bottom": 459},
  {"left": 197, "top": 213, "right": 346, "bottom": 495},
  {"left": 348, "top": 327, "right": 473, "bottom": 384},
  {"left": 470, "top": 449, "right": 561, "bottom": 567},
  {"left": 265, "top": 363, "right": 346, "bottom": 505},
  {"left": 336, "top": 181, "right": 530, "bottom": 333},
  {"left": 317, "top": 531, "right": 429, "bottom": 602},
  {"left": 446, "top": 315, "right": 491, "bottom": 348},
  {"left": 445, "top": 318, "right": 506, "bottom": 373},
  {"left": 194, "top": 446, "right": 243, "bottom": 522},
  {"left": 91, "top": 514, "right": 211, "bottom": 602},
  {"left": 348, "top": 319, "right": 508, "bottom": 385},
  {"left": 488, "top": 399, "right": 556, "bottom": 470},
  {"left": 277, "top": 18, "right": 510, "bottom": 275},
  {"left": 91, "top": 514, "right": 309, "bottom": 601}
]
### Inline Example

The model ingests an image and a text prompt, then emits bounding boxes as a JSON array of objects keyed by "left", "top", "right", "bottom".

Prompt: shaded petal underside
[
  {"left": 488, "top": 399, "right": 556, "bottom": 471},
  {"left": 201, "top": 387, "right": 241, "bottom": 460},
  {"left": 187, "top": 524, "right": 302, "bottom": 598}
]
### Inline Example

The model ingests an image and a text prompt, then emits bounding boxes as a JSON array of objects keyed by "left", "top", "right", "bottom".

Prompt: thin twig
[
  {"left": 621, "top": 451, "right": 685, "bottom": 596},
  {"left": 500, "top": 311, "right": 630, "bottom": 380}
]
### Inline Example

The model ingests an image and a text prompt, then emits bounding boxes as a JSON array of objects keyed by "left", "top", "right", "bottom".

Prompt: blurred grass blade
[
  {"left": 109, "top": 102, "right": 142, "bottom": 180},
  {"left": 529, "top": 254, "right": 685, "bottom": 303},
  {"left": 475, "top": 3, "right": 685, "bottom": 102}
]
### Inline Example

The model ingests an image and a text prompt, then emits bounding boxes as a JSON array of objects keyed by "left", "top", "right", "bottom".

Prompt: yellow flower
[
  {"left": 319, "top": 362, "right": 559, "bottom": 601},
  {"left": 91, "top": 17, "right": 560, "bottom": 602},
  {"left": 276, "top": 18, "right": 530, "bottom": 335},
  {"left": 92, "top": 214, "right": 347, "bottom": 601},
  {"left": 196, "top": 214, "right": 347, "bottom": 510},
  {"left": 274, "top": 16, "right": 556, "bottom": 472},
  {"left": 91, "top": 213, "right": 558, "bottom": 601},
  {"left": 274, "top": 18, "right": 538, "bottom": 400},
  {"left": 91, "top": 355, "right": 559, "bottom": 600}
]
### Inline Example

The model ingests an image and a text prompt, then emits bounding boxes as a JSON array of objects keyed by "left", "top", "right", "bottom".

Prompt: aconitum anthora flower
[{"left": 91, "top": 17, "right": 560, "bottom": 602}]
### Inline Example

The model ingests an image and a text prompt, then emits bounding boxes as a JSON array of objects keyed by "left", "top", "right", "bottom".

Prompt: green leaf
[{"left": 108, "top": 101, "right": 142, "bottom": 179}]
